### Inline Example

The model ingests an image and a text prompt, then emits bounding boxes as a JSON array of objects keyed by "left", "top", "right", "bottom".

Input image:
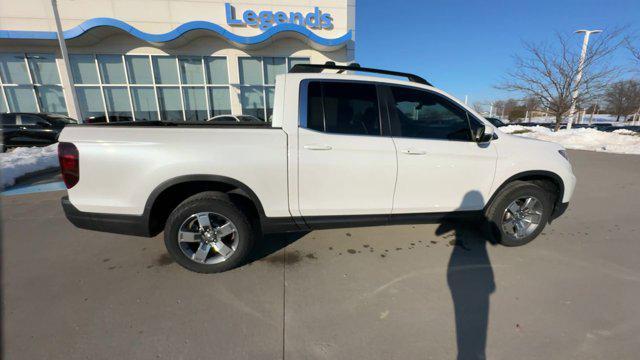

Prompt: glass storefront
[
  {"left": 70, "top": 54, "right": 232, "bottom": 122},
  {"left": 0, "top": 53, "right": 67, "bottom": 115},
  {"left": 1, "top": 53, "right": 309, "bottom": 123}
]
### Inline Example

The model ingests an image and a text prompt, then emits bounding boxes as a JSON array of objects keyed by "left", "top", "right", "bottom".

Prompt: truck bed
[{"left": 58, "top": 125, "right": 291, "bottom": 219}]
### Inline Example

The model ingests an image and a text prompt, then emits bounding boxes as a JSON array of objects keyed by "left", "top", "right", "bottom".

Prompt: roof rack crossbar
[{"left": 289, "top": 62, "right": 432, "bottom": 86}]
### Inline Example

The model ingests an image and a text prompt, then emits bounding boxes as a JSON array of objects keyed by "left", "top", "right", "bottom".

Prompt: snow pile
[
  {"left": 1, "top": 144, "right": 59, "bottom": 188},
  {"left": 525, "top": 114, "right": 623, "bottom": 124},
  {"left": 501, "top": 125, "right": 640, "bottom": 155},
  {"left": 613, "top": 129, "right": 638, "bottom": 135}
]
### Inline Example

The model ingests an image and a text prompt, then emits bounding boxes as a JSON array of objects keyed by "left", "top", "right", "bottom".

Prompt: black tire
[
  {"left": 164, "top": 191, "right": 255, "bottom": 273},
  {"left": 485, "top": 181, "right": 554, "bottom": 247}
]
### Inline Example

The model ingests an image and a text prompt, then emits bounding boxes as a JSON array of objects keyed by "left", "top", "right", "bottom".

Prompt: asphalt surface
[{"left": 2, "top": 150, "right": 640, "bottom": 359}]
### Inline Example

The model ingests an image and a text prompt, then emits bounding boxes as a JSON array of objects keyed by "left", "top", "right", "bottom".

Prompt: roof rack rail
[{"left": 289, "top": 61, "right": 433, "bottom": 86}]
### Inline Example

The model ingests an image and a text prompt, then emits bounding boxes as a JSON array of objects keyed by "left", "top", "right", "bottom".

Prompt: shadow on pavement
[
  {"left": 245, "top": 231, "right": 309, "bottom": 265},
  {"left": 437, "top": 191, "right": 497, "bottom": 360}
]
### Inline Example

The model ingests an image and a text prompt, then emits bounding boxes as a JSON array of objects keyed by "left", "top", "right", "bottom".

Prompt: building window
[
  {"left": 237, "top": 57, "right": 309, "bottom": 121},
  {"left": 208, "top": 87, "right": 231, "bottom": 116},
  {"left": 76, "top": 86, "right": 104, "bottom": 120},
  {"left": 183, "top": 87, "right": 208, "bottom": 121},
  {"left": 103, "top": 87, "right": 132, "bottom": 121},
  {"left": 0, "top": 53, "right": 67, "bottom": 115},
  {"left": 157, "top": 87, "right": 182, "bottom": 121},
  {"left": 205, "top": 58, "right": 228, "bottom": 85},
  {"left": 153, "top": 56, "right": 179, "bottom": 84},
  {"left": 126, "top": 56, "right": 153, "bottom": 84},
  {"left": 71, "top": 54, "right": 232, "bottom": 122},
  {"left": 6, "top": 86, "right": 38, "bottom": 112},
  {"left": 70, "top": 54, "right": 99, "bottom": 84},
  {"left": 179, "top": 57, "right": 204, "bottom": 84},
  {"left": 28, "top": 54, "right": 61, "bottom": 85},
  {"left": 0, "top": 90, "right": 6, "bottom": 113},
  {"left": 97, "top": 55, "right": 127, "bottom": 84},
  {"left": 0, "top": 53, "right": 30, "bottom": 84},
  {"left": 36, "top": 86, "right": 67, "bottom": 114},
  {"left": 240, "top": 86, "right": 265, "bottom": 120}
]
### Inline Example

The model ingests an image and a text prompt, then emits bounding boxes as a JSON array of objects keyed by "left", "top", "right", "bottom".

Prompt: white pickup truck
[{"left": 59, "top": 63, "right": 576, "bottom": 273}]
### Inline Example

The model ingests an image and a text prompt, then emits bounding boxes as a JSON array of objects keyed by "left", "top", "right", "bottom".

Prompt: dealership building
[{"left": 0, "top": 0, "right": 355, "bottom": 122}]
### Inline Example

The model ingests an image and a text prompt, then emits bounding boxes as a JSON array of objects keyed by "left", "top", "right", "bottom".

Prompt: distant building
[{"left": 0, "top": 1, "right": 355, "bottom": 122}]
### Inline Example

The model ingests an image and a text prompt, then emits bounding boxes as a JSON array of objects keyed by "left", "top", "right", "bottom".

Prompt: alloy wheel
[
  {"left": 501, "top": 196, "right": 544, "bottom": 239},
  {"left": 177, "top": 212, "right": 239, "bottom": 264}
]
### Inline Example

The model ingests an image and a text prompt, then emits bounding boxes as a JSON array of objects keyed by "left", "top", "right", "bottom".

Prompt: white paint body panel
[
  {"left": 60, "top": 72, "right": 576, "bottom": 221},
  {"left": 297, "top": 128, "right": 397, "bottom": 216},
  {"left": 59, "top": 126, "right": 290, "bottom": 217},
  {"left": 392, "top": 138, "right": 497, "bottom": 213},
  {"left": 491, "top": 132, "right": 576, "bottom": 203}
]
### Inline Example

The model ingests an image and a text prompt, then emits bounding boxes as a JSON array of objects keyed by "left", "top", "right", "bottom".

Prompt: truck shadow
[
  {"left": 245, "top": 231, "right": 309, "bottom": 265},
  {"left": 437, "top": 191, "right": 498, "bottom": 360}
]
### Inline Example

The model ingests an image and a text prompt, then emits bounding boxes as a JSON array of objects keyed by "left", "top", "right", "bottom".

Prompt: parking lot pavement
[{"left": 3, "top": 150, "right": 640, "bottom": 359}]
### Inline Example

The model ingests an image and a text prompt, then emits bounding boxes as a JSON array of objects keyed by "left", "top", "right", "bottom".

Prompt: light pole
[
  {"left": 566, "top": 29, "right": 602, "bottom": 130},
  {"left": 51, "top": 0, "right": 82, "bottom": 122}
]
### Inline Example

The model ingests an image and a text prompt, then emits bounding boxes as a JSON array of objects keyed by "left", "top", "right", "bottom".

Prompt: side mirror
[{"left": 474, "top": 125, "right": 495, "bottom": 143}]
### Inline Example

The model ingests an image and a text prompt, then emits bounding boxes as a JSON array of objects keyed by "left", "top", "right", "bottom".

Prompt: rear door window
[
  {"left": 18, "top": 114, "right": 43, "bottom": 126},
  {"left": 213, "top": 116, "right": 237, "bottom": 122},
  {"left": 1, "top": 114, "right": 17, "bottom": 125},
  {"left": 306, "top": 81, "right": 381, "bottom": 136}
]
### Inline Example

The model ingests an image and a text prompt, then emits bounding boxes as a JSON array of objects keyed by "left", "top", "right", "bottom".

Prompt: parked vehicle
[
  {"left": 58, "top": 63, "right": 576, "bottom": 273},
  {"left": 1, "top": 112, "right": 77, "bottom": 151},
  {"left": 207, "top": 114, "right": 263, "bottom": 123},
  {"left": 485, "top": 117, "right": 507, "bottom": 127},
  {"left": 85, "top": 115, "right": 134, "bottom": 123}
]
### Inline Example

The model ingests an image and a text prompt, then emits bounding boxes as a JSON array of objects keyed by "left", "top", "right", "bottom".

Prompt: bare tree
[
  {"left": 472, "top": 101, "right": 485, "bottom": 113},
  {"left": 493, "top": 100, "right": 505, "bottom": 117},
  {"left": 498, "top": 30, "right": 623, "bottom": 130},
  {"left": 626, "top": 36, "right": 640, "bottom": 65},
  {"left": 523, "top": 96, "right": 541, "bottom": 121},
  {"left": 626, "top": 36, "right": 640, "bottom": 122},
  {"left": 604, "top": 79, "right": 640, "bottom": 121}
]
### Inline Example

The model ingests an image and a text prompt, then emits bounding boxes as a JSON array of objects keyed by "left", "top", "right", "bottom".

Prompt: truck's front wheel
[
  {"left": 164, "top": 192, "right": 254, "bottom": 273},
  {"left": 485, "top": 181, "right": 554, "bottom": 247}
]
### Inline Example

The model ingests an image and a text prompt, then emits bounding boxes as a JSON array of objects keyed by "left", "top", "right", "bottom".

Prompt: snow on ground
[
  {"left": 501, "top": 125, "right": 640, "bottom": 155},
  {"left": 519, "top": 114, "right": 638, "bottom": 126},
  {"left": 1, "top": 144, "right": 59, "bottom": 188}
]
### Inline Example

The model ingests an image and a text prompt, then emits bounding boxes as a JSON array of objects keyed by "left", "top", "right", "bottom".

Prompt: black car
[
  {"left": 1, "top": 112, "right": 78, "bottom": 151},
  {"left": 485, "top": 117, "right": 507, "bottom": 127},
  {"left": 85, "top": 115, "right": 134, "bottom": 123}
]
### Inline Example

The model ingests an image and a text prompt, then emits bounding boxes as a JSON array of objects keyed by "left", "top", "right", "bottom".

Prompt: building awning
[{"left": 0, "top": 17, "right": 352, "bottom": 51}]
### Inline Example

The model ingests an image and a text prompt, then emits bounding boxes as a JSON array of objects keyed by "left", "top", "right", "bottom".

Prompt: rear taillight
[{"left": 58, "top": 142, "right": 79, "bottom": 189}]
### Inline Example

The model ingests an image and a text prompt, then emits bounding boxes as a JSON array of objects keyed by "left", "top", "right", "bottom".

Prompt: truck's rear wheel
[
  {"left": 164, "top": 192, "right": 254, "bottom": 273},
  {"left": 485, "top": 181, "right": 553, "bottom": 247}
]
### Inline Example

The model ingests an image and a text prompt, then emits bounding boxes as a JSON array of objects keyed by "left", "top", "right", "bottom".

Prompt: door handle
[
  {"left": 304, "top": 144, "right": 333, "bottom": 150},
  {"left": 400, "top": 149, "right": 427, "bottom": 155}
]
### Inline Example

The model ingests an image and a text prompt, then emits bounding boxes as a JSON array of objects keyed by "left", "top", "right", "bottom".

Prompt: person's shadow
[{"left": 436, "top": 191, "right": 497, "bottom": 360}]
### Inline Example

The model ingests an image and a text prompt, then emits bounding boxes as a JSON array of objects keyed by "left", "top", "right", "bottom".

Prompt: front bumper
[{"left": 61, "top": 196, "right": 151, "bottom": 237}]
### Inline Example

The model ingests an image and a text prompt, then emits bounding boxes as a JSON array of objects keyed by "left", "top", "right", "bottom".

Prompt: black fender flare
[
  {"left": 485, "top": 170, "right": 565, "bottom": 210},
  {"left": 143, "top": 174, "right": 267, "bottom": 219}
]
